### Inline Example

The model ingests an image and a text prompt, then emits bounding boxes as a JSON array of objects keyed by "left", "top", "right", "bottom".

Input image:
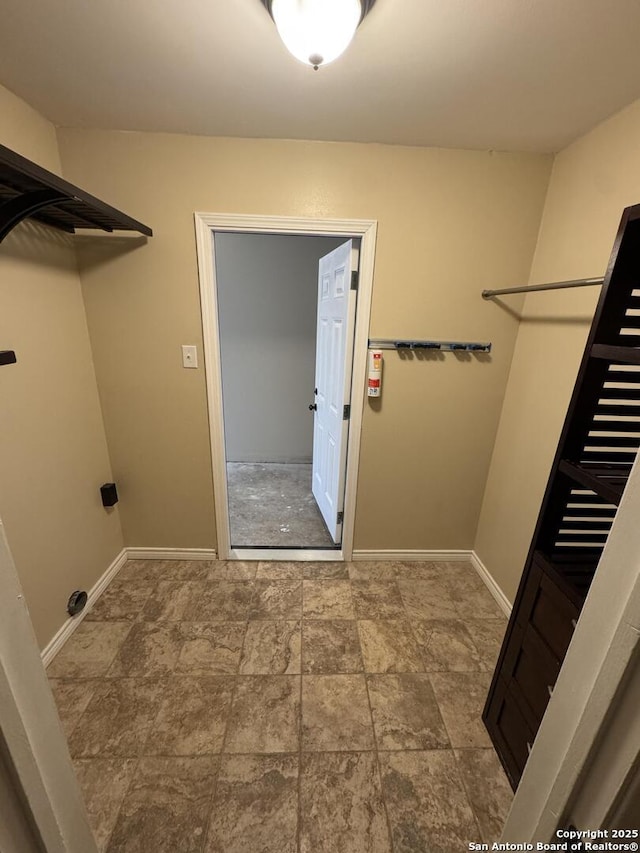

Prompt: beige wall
[
  {"left": 475, "top": 96, "right": 640, "bottom": 603},
  {"left": 56, "top": 129, "right": 552, "bottom": 551},
  {"left": 0, "top": 85, "right": 123, "bottom": 648}
]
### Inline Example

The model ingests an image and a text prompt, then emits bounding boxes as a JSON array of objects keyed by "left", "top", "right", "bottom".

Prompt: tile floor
[
  {"left": 226, "top": 463, "right": 335, "bottom": 548},
  {"left": 48, "top": 559, "right": 513, "bottom": 853}
]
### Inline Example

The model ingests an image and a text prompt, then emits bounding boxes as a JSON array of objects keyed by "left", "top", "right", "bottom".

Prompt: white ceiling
[{"left": 2, "top": 0, "right": 640, "bottom": 153}]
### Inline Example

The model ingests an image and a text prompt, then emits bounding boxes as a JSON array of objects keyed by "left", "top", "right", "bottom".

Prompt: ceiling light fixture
[{"left": 261, "top": 0, "right": 377, "bottom": 70}]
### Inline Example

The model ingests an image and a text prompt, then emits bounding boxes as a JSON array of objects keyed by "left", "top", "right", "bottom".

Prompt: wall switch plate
[{"left": 182, "top": 345, "right": 198, "bottom": 368}]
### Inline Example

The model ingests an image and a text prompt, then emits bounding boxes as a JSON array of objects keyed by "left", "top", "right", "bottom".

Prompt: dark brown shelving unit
[
  {"left": 484, "top": 202, "right": 640, "bottom": 790},
  {"left": 0, "top": 143, "right": 152, "bottom": 243}
]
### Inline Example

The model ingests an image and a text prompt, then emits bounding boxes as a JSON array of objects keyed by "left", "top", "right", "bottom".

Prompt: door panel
[{"left": 311, "top": 240, "right": 358, "bottom": 543}]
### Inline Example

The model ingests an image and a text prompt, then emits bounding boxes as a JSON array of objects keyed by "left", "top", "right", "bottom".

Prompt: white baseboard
[
  {"left": 41, "top": 548, "right": 128, "bottom": 667},
  {"left": 352, "top": 548, "right": 512, "bottom": 618},
  {"left": 352, "top": 549, "right": 474, "bottom": 562},
  {"left": 230, "top": 548, "right": 341, "bottom": 561},
  {"left": 125, "top": 548, "right": 217, "bottom": 561},
  {"left": 470, "top": 551, "right": 512, "bottom": 618},
  {"left": 40, "top": 545, "right": 510, "bottom": 666}
]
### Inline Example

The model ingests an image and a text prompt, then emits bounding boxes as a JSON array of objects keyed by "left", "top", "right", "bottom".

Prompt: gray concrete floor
[{"left": 226, "top": 462, "right": 336, "bottom": 548}]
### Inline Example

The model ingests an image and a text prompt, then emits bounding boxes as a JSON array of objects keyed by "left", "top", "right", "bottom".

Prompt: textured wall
[
  {"left": 0, "top": 84, "right": 123, "bottom": 648},
  {"left": 216, "top": 232, "right": 345, "bottom": 463},
  {"left": 475, "top": 96, "right": 640, "bottom": 603},
  {"left": 56, "top": 128, "right": 551, "bottom": 551}
]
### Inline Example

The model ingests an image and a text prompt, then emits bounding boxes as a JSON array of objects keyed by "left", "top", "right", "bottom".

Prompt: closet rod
[{"left": 482, "top": 277, "right": 604, "bottom": 299}]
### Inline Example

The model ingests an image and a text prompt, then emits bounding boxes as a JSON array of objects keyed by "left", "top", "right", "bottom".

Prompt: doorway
[{"left": 194, "top": 214, "right": 377, "bottom": 561}]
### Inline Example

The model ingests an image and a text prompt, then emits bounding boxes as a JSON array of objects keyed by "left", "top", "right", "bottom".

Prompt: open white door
[{"left": 311, "top": 240, "right": 358, "bottom": 543}]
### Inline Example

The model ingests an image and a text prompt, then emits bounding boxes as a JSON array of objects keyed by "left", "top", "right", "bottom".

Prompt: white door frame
[
  {"left": 194, "top": 213, "right": 377, "bottom": 561},
  {"left": 0, "top": 515, "right": 97, "bottom": 853}
]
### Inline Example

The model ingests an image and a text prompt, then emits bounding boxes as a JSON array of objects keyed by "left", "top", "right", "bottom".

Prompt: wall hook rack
[{"left": 368, "top": 338, "right": 492, "bottom": 353}]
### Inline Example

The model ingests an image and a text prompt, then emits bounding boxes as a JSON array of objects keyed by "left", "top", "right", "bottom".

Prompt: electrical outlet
[{"left": 182, "top": 345, "right": 198, "bottom": 368}]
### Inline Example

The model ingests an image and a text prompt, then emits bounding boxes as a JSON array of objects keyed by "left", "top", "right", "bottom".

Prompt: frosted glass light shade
[{"left": 271, "top": 0, "right": 362, "bottom": 68}]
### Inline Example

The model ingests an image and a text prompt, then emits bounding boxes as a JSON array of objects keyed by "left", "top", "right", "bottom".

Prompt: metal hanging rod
[
  {"left": 482, "top": 277, "right": 604, "bottom": 299},
  {"left": 368, "top": 338, "right": 491, "bottom": 353}
]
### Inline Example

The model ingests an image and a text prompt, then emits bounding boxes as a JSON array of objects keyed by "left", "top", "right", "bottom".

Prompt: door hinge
[
  {"left": 337, "top": 511, "right": 344, "bottom": 525},
  {"left": 351, "top": 270, "right": 359, "bottom": 291},
  {"left": 343, "top": 404, "right": 351, "bottom": 420}
]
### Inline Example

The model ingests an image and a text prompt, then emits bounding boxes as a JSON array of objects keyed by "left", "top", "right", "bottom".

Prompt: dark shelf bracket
[
  {"left": 0, "top": 351, "right": 17, "bottom": 366},
  {"left": 0, "top": 190, "right": 70, "bottom": 242}
]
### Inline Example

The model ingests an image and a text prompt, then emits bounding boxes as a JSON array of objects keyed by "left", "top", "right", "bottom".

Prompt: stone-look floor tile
[
  {"left": 367, "top": 674, "right": 449, "bottom": 750},
  {"left": 351, "top": 581, "right": 406, "bottom": 619},
  {"left": 117, "top": 560, "right": 167, "bottom": 582},
  {"left": 73, "top": 758, "right": 137, "bottom": 852},
  {"left": 347, "top": 562, "right": 398, "bottom": 581},
  {"left": 205, "top": 754, "right": 298, "bottom": 853},
  {"left": 302, "top": 561, "right": 349, "bottom": 579},
  {"left": 145, "top": 677, "right": 234, "bottom": 756},
  {"left": 240, "top": 621, "right": 301, "bottom": 674},
  {"left": 256, "top": 561, "right": 303, "bottom": 579},
  {"left": 303, "top": 580, "right": 355, "bottom": 619},
  {"left": 300, "top": 752, "right": 392, "bottom": 853},
  {"left": 119, "top": 559, "right": 209, "bottom": 582},
  {"left": 412, "top": 619, "right": 485, "bottom": 672},
  {"left": 302, "top": 620, "right": 363, "bottom": 674},
  {"left": 380, "top": 750, "right": 478, "bottom": 853},
  {"left": 396, "top": 578, "right": 458, "bottom": 621},
  {"left": 86, "top": 579, "right": 155, "bottom": 622},
  {"left": 141, "top": 581, "right": 193, "bottom": 622},
  {"left": 465, "top": 618, "right": 507, "bottom": 671},
  {"left": 106, "top": 757, "right": 218, "bottom": 853},
  {"left": 455, "top": 748, "right": 513, "bottom": 843},
  {"left": 249, "top": 580, "right": 302, "bottom": 619},
  {"left": 154, "top": 560, "right": 211, "bottom": 581},
  {"left": 175, "top": 622, "right": 246, "bottom": 675},
  {"left": 302, "top": 675, "right": 374, "bottom": 751},
  {"left": 225, "top": 676, "right": 300, "bottom": 753},
  {"left": 446, "top": 571, "right": 505, "bottom": 619},
  {"left": 429, "top": 671, "right": 493, "bottom": 748},
  {"left": 190, "top": 581, "right": 255, "bottom": 621},
  {"left": 357, "top": 620, "right": 424, "bottom": 673},
  {"left": 49, "top": 679, "right": 97, "bottom": 738},
  {"left": 47, "top": 621, "right": 132, "bottom": 678},
  {"left": 108, "top": 622, "right": 183, "bottom": 677},
  {"left": 208, "top": 561, "right": 258, "bottom": 580},
  {"left": 393, "top": 561, "right": 450, "bottom": 581},
  {"left": 68, "top": 679, "right": 164, "bottom": 758}
]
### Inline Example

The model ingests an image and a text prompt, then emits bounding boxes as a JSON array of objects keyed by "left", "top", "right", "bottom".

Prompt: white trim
[
  {"left": 470, "top": 551, "right": 513, "bottom": 617},
  {"left": 41, "top": 548, "right": 128, "bottom": 667},
  {"left": 231, "top": 548, "right": 341, "bottom": 562},
  {"left": 352, "top": 549, "right": 474, "bottom": 562},
  {"left": 194, "top": 212, "right": 377, "bottom": 562},
  {"left": 0, "top": 517, "right": 98, "bottom": 852},
  {"left": 353, "top": 549, "right": 513, "bottom": 616},
  {"left": 125, "top": 547, "right": 217, "bottom": 561}
]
